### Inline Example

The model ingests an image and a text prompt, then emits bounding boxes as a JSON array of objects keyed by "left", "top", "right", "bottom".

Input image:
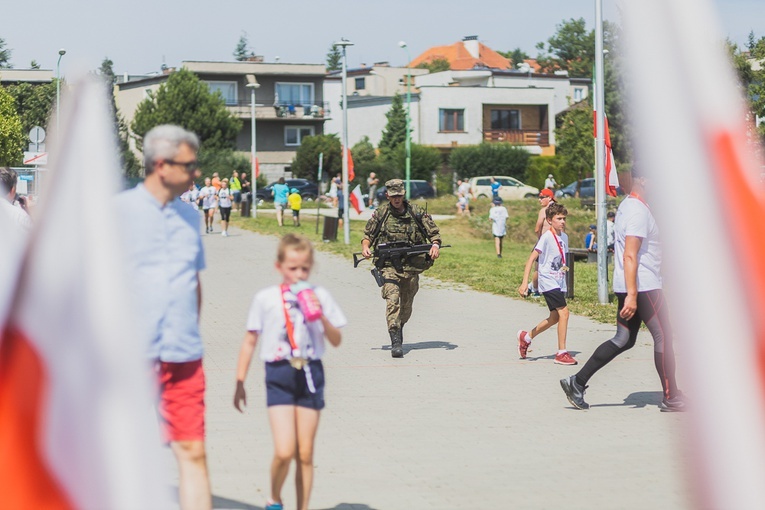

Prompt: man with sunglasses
[{"left": 115, "top": 125, "right": 212, "bottom": 510}]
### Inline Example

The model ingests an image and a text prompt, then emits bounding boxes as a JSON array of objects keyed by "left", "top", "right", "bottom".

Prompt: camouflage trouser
[{"left": 380, "top": 267, "right": 420, "bottom": 331}]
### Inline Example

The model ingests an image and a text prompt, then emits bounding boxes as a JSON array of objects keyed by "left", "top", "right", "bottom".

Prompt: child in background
[
  {"left": 288, "top": 188, "right": 302, "bottom": 227},
  {"left": 456, "top": 193, "right": 469, "bottom": 216},
  {"left": 489, "top": 198, "right": 508, "bottom": 258},
  {"left": 234, "top": 234, "right": 346, "bottom": 510},
  {"left": 517, "top": 203, "right": 577, "bottom": 365},
  {"left": 585, "top": 224, "right": 597, "bottom": 252}
]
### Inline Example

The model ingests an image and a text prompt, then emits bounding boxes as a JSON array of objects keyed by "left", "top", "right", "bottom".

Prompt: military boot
[{"left": 389, "top": 328, "right": 404, "bottom": 358}]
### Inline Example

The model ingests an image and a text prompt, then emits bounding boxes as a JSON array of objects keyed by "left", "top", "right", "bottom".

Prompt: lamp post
[
  {"left": 56, "top": 49, "right": 66, "bottom": 134},
  {"left": 335, "top": 38, "right": 353, "bottom": 245},
  {"left": 399, "top": 41, "right": 412, "bottom": 200},
  {"left": 594, "top": 0, "right": 608, "bottom": 305},
  {"left": 246, "top": 80, "right": 260, "bottom": 218}
]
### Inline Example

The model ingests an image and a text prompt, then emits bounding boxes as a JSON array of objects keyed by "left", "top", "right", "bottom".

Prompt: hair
[
  {"left": 607, "top": 211, "right": 616, "bottom": 219},
  {"left": 0, "top": 166, "right": 17, "bottom": 196},
  {"left": 278, "top": 177, "right": 286, "bottom": 184},
  {"left": 546, "top": 202, "right": 568, "bottom": 221},
  {"left": 142, "top": 125, "right": 199, "bottom": 175},
  {"left": 277, "top": 233, "right": 314, "bottom": 263}
]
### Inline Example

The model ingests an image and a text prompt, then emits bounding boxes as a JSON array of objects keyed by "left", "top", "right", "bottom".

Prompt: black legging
[
  {"left": 219, "top": 207, "right": 231, "bottom": 222},
  {"left": 575, "top": 290, "right": 679, "bottom": 400}
]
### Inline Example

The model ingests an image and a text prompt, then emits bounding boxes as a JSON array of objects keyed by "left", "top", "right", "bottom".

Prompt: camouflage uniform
[{"left": 362, "top": 179, "right": 441, "bottom": 357}]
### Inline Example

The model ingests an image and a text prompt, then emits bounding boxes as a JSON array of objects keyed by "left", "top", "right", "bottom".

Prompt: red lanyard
[
  {"left": 548, "top": 229, "right": 565, "bottom": 265},
  {"left": 629, "top": 192, "right": 649, "bottom": 208},
  {"left": 280, "top": 285, "right": 299, "bottom": 352}
]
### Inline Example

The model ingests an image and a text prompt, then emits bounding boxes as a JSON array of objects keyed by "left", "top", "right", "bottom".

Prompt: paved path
[{"left": 185, "top": 225, "right": 689, "bottom": 510}]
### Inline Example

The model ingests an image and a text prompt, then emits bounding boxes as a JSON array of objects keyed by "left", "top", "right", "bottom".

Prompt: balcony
[
  {"left": 226, "top": 100, "right": 331, "bottom": 120},
  {"left": 483, "top": 129, "right": 549, "bottom": 146}
]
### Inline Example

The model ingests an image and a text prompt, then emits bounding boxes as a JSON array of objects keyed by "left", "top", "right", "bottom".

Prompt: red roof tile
[{"left": 409, "top": 40, "right": 513, "bottom": 71}]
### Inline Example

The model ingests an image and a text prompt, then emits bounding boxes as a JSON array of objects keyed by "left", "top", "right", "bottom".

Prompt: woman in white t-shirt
[
  {"left": 561, "top": 169, "right": 683, "bottom": 412},
  {"left": 218, "top": 179, "right": 233, "bottom": 237},
  {"left": 234, "top": 234, "right": 346, "bottom": 510}
]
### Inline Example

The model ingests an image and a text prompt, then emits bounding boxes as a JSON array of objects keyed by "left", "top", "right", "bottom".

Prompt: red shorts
[{"left": 156, "top": 359, "right": 205, "bottom": 443}]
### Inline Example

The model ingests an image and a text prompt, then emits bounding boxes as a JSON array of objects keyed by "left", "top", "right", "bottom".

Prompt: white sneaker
[{"left": 222, "top": 231, "right": 228, "bottom": 237}]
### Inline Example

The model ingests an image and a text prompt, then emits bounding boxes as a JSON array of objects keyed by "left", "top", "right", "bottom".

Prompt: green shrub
[{"left": 449, "top": 143, "right": 530, "bottom": 180}]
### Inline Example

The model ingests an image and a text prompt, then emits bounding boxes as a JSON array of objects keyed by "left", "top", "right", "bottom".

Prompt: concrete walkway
[{"left": 189, "top": 225, "right": 689, "bottom": 510}]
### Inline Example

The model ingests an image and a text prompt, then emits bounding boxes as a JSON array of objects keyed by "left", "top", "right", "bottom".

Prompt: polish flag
[
  {"left": 624, "top": 1, "right": 765, "bottom": 508},
  {"left": 0, "top": 77, "right": 165, "bottom": 509},
  {"left": 349, "top": 184, "right": 366, "bottom": 214},
  {"left": 253, "top": 157, "right": 260, "bottom": 178},
  {"left": 593, "top": 109, "right": 619, "bottom": 197}
]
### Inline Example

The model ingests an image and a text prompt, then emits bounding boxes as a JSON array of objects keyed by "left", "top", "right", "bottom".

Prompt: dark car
[
  {"left": 256, "top": 178, "right": 319, "bottom": 201},
  {"left": 374, "top": 180, "right": 435, "bottom": 202},
  {"left": 555, "top": 178, "right": 623, "bottom": 199}
]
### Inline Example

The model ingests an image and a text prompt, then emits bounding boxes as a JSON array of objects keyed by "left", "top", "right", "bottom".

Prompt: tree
[
  {"left": 0, "top": 37, "right": 11, "bottom": 68},
  {"left": 379, "top": 93, "right": 407, "bottom": 157},
  {"left": 747, "top": 35, "right": 765, "bottom": 139},
  {"left": 233, "top": 33, "right": 254, "bottom": 61},
  {"left": 30, "top": 60, "right": 40, "bottom": 70},
  {"left": 98, "top": 57, "right": 141, "bottom": 177},
  {"left": 6, "top": 81, "right": 56, "bottom": 134},
  {"left": 415, "top": 57, "right": 450, "bottom": 73},
  {"left": 387, "top": 143, "right": 442, "bottom": 181},
  {"left": 449, "top": 143, "right": 530, "bottom": 180},
  {"left": 131, "top": 68, "right": 242, "bottom": 153},
  {"left": 291, "top": 134, "right": 342, "bottom": 181},
  {"left": 535, "top": 18, "right": 595, "bottom": 78},
  {"left": 0, "top": 84, "right": 24, "bottom": 165},
  {"left": 498, "top": 48, "right": 529, "bottom": 67},
  {"left": 326, "top": 44, "right": 342, "bottom": 72},
  {"left": 555, "top": 101, "right": 594, "bottom": 182}
]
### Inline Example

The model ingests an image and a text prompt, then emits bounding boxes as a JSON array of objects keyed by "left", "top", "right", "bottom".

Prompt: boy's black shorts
[{"left": 543, "top": 289, "right": 567, "bottom": 311}]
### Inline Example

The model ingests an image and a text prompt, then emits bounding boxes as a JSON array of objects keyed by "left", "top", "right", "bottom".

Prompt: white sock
[
  {"left": 557, "top": 349, "right": 567, "bottom": 355},
  {"left": 524, "top": 332, "right": 532, "bottom": 343}
]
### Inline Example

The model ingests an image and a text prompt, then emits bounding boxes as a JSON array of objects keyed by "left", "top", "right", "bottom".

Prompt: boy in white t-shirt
[
  {"left": 517, "top": 203, "right": 577, "bottom": 365},
  {"left": 234, "top": 234, "right": 346, "bottom": 510},
  {"left": 489, "top": 198, "right": 508, "bottom": 258},
  {"left": 199, "top": 177, "right": 218, "bottom": 234}
]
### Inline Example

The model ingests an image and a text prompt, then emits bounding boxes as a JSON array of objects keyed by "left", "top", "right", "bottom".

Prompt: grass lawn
[{"left": 232, "top": 195, "right": 621, "bottom": 324}]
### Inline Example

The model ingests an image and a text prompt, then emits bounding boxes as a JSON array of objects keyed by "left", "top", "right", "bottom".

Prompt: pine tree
[
  {"left": 379, "top": 93, "right": 407, "bottom": 157},
  {"left": 234, "top": 33, "right": 254, "bottom": 62},
  {"left": 0, "top": 37, "right": 11, "bottom": 68},
  {"left": 326, "top": 44, "right": 342, "bottom": 72}
]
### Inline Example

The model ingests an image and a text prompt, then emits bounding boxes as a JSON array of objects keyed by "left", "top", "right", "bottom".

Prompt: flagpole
[
  {"left": 316, "top": 152, "right": 323, "bottom": 234},
  {"left": 594, "top": 0, "right": 608, "bottom": 305},
  {"left": 336, "top": 38, "right": 353, "bottom": 245}
]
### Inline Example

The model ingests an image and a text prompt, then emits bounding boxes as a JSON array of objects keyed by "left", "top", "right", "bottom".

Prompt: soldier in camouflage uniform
[{"left": 361, "top": 179, "right": 442, "bottom": 358}]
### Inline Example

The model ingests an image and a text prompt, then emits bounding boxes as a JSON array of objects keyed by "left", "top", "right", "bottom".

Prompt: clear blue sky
[{"left": 1, "top": 0, "right": 762, "bottom": 76}]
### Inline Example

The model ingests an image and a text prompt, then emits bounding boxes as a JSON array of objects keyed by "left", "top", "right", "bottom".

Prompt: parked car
[
  {"left": 468, "top": 176, "right": 539, "bottom": 200},
  {"left": 374, "top": 180, "right": 436, "bottom": 202},
  {"left": 255, "top": 178, "right": 319, "bottom": 201},
  {"left": 554, "top": 178, "right": 624, "bottom": 199}
]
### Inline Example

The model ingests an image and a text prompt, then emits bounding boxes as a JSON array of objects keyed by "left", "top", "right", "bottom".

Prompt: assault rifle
[{"left": 353, "top": 242, "right": 451, "bottom": 287}]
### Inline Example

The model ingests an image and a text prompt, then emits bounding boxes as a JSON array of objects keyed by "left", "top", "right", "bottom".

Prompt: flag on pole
[
  {"left": 593, "top": 109, "right": 619, "bottom": 197},
  {"left": 624, "top": 2, "right": 765, "bottom": 508},
  {"left": 349, "top": 184, "right": 366, "bottom": 214},
  {"left": 0, "top": 77, "right": 165, "bottom": 509},
  {"left": 347, "top": 147, "right": 355, "bottom": 182},
  {"left": 254, "top": 157, "right": 260, "bottom": 178}
]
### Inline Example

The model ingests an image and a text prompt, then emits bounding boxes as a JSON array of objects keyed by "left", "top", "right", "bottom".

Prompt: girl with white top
[
  {"left": 218, "top": 179, "right": 232, "bottom": 236},
  {"left": 234, "top": 234, "right": 346, "bottom": 510}
]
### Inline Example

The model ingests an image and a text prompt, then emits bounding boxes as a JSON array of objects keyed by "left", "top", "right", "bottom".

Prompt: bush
[
  {"left": 386, "top": 143, "right": 443, "bottom": 181},
  {"left": 291, "top": 134, "right": 342, "bottom": 181},
  {"left": 526, "top": 155, "right": 576, "bottom": 189},
  {"left": 449, "top": 143, "right": 530, "bottom": 180}
]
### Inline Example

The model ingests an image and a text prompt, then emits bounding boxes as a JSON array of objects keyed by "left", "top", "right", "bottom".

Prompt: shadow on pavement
[
  {"left": 378, "top": 340, "right": 459, "bottom": 353},
  {"left": 526, "top": 350, "right": 582, "bottom": 362},
  {"left": 590, "top": 390, "right": 664, "bottom": 409},
  {"left": 212, "top": 494, "right": 261, "bottom": 509}
]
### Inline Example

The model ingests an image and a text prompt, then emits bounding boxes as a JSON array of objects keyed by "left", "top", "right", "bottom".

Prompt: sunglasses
[{"left": 164, "top": 159, "right": 199, "bottom": 173}]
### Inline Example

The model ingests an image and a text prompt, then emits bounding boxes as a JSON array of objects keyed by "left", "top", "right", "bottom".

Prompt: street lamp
[
  {"left": 246, "top": 79, "right": 260, "bottom": 218},
  {"left": 334, "top": 38, "right": 353, "bottom": 245},
  {"left": 399, "top": 41, "right": 412, "bottom": 200},
  {"left": 56, "top": 48, "right": 66, "bottom": 134}
]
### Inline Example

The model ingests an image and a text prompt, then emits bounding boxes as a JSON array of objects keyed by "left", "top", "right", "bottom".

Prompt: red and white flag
[
  {"left": 593, "top": 109, "right": 619, "bottom": 197},
  {"left": 0, "top": 77, "right": 165, "bottom": 509},
  {"left": 253, "top": 157, "right": 260, "bottom": 178},
  {"left": 349, "top": 184, "right": 366, "bottom": 214},
  {"left": 625, "top": 2, "right": 765, "bottom": 508},
  {"left": 346, "top": 147, "right": 355, "bottom": 182}
]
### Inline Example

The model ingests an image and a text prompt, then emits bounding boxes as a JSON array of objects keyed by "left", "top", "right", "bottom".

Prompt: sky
[{"left": 1, "top": 0, "right": 763, "bottom": 77}]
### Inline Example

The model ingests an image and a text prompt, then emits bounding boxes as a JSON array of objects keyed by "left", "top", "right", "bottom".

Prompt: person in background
[
  {"left": 606, "top": 211, "right": 616, "bottom": 252},
  {"left": 489, "top": 197, "right": 508, "bottom": 258},
  {"left": 218, "top": 179, "right": 232, "bottom": 237},
  {"left": 114, "top": 125, "right": 212, "bottom": 510},
  {"left": 0, "top": 166, "right": 33, "bottom": 232},
  {"left": 456, "top": 193, "right": 469, "bottom": 216},
  {"left": 230, "top": 170, "right": 242, "bottom": 212},
  {"left": 585, "top": 224, "right": 597, "bottom": 252},
  {"left": 545, "top": 174, "right": 558, "bottom": 190},
  {"left": 181, "top": 183, "right": 200, "bottom": 211},
  {"left": 288, "top": 188, "right": 302, "bottom": 227},
  {"left": 272, "top": 177, "right": 290, "bottom": 227},
  {"left": 367, "top": 172, "right": 379, "bottom": 208},
  {"left": 211, "top": 172, "right": 221, "bottom": 191},
  {"left": 240, "top": 172, "right": 251, "bottom": 211},
  {"left": 199, "top": 177, "right": 217, "bottom": 234},
  {"left": 490, "top": 177, "right": 502, "bottom": 201}
]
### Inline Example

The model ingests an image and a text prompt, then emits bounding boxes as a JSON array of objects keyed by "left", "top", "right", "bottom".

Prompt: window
[
  {"left": 276, "top": 83, "right": 314, "bottom": 105},
  {"left": 439, "top": 109, "right": 464, "bottom": 132},
  {"left": 573, "top": 87, "right": 584, "bottom": 102},
  {"left": 206, "top": 81, "right": 238, "bottom": 105},
  {"left": 490, "top": 109, "right": 520, "bottom": 130},
  {"left": 355, "top": 77, "right": 366, "bottom": 90},
  {"left": 284, "top": 126, "right": 315, "bottom": 146}
]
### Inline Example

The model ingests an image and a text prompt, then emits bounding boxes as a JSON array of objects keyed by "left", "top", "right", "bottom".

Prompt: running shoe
[
  {"left": 517, "top": 330, "right": 530, "bottom": 359},
  {"left": 265, "top": 502, "right": 284, "bottom": 510},
  {"left": 659, "top": 393, "right": 687, "bottom": 412},
  {"left": 554, "top": 352, "right": 578, "bottom": 365},
  {"left": 560, "top": 375, "right": 589, "bottom": 410},
  {"left": 222, "top": 231, "right": 228, "bottom": 237}
]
